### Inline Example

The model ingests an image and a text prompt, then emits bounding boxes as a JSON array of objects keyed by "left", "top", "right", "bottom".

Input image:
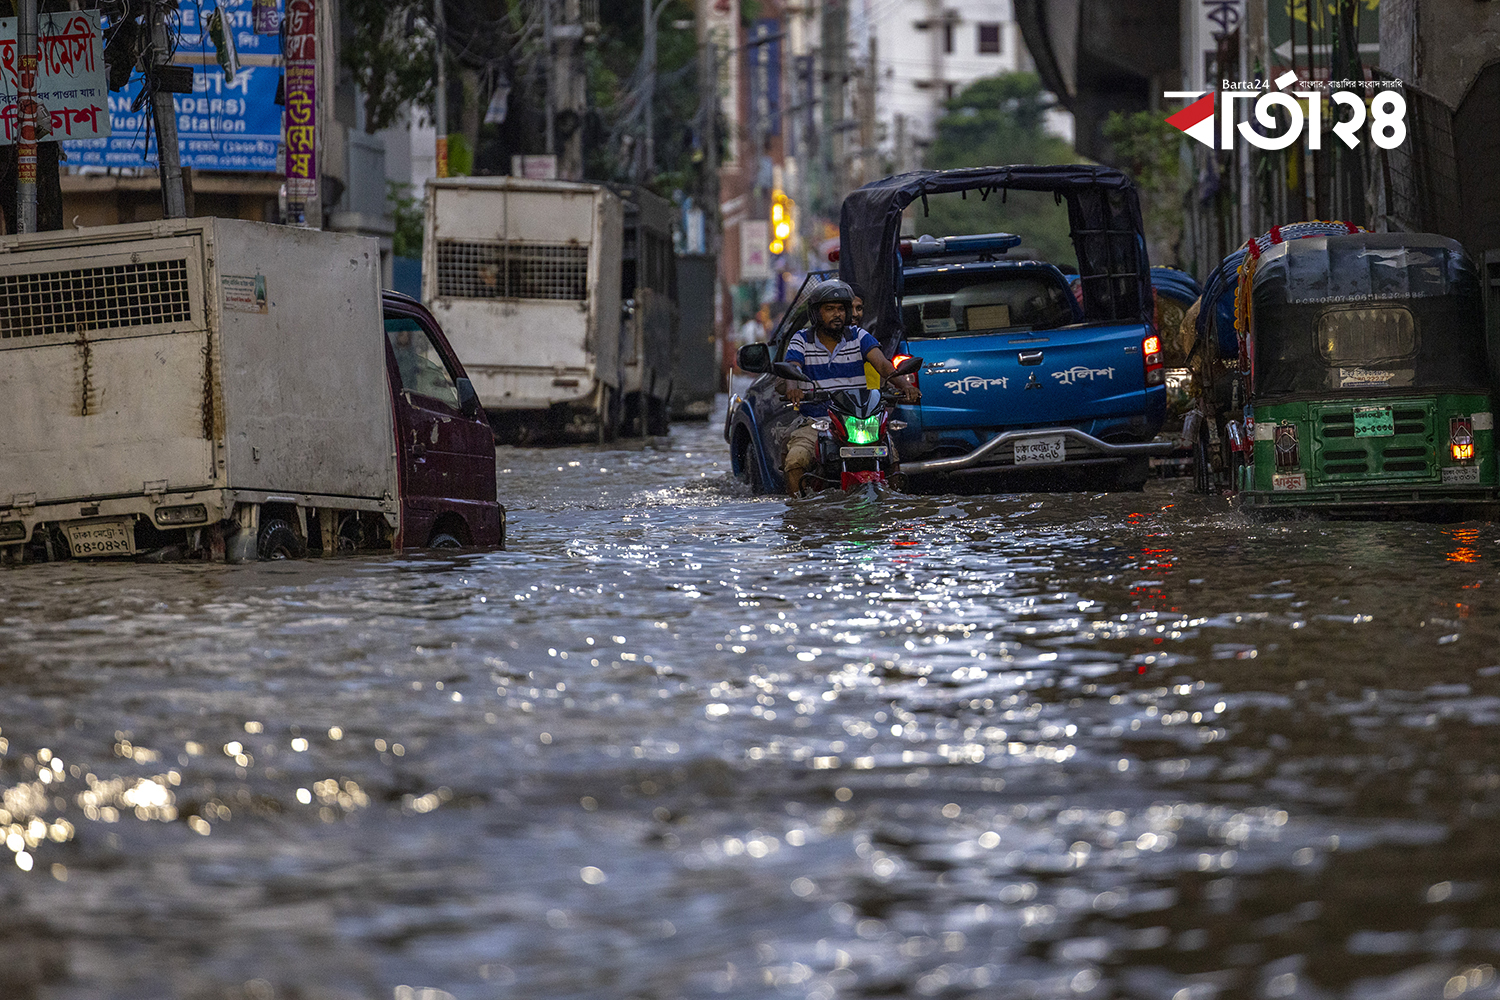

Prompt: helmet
[{"left": 807, "top": 279, "right": 854, "bottom": 310}]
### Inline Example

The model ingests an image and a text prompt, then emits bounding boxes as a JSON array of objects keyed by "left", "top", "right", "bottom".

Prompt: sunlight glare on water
[{"left": 3, "top": 401, "right": 1500, "bottom": 999}]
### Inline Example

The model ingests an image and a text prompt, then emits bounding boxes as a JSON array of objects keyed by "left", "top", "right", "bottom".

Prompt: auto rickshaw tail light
[
  {"left": 1143, "top": 333, "right": 1164, "bottom": 386},
  {"left": 1274, "top": 422, "right": 1300, "bottom": 471},
  {"left": 1451, "top": 417, "right": 1475, "bottom": 463}
]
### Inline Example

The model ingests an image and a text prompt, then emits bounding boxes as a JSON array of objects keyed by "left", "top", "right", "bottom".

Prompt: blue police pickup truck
[{"left": 726, "top": 165, "right": 1171, "bottom": 493}]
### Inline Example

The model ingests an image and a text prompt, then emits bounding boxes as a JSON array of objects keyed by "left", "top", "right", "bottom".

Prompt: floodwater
[{"left": 4, "top": 401, "right": 1500, "bottom": 1000}]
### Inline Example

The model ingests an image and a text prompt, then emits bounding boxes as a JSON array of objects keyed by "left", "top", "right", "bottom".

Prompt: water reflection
[{"left": 3, "top": 415, "right": 1500, "bottom": 997}]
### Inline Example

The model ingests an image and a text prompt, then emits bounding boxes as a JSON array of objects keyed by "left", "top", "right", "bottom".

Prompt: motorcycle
[{"left": 773, "top": 356, "right": 922, "bottom": 494}]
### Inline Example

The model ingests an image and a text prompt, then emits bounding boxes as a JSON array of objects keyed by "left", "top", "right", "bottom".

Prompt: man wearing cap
[{"left": 780, "top": 279, "right": 920, "bottom": 495}]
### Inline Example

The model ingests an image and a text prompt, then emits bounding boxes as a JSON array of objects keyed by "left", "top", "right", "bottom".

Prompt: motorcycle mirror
[
  {"left": 773, "top": 361, "right": 814, "bottom": 383},
  {"left": 892, "top": 355, "right": 922, "bottom": 377}
]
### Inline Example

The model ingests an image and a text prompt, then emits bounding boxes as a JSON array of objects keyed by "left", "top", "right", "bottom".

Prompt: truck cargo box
[{"left": 0, "top": 219, "right": 500, "bottom": 564}]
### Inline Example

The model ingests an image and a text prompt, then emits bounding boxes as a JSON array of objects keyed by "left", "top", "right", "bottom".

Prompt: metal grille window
[
  {"left": 0, "top": 259, "right": 192, "bottom": 339},
  {"left": 436, "top": 240, "right": 588, "bottom": 301}
]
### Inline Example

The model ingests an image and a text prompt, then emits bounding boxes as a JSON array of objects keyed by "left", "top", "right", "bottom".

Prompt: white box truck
[
  {"left": 423, "top": 176, "right": 624, "bottom": 443},
  {"left": 0, "top": 218, "right": 504, "bottom": 565}
]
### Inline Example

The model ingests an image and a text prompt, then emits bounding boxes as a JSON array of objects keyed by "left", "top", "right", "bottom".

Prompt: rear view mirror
[
  {"left": 456, "top": 377, "right": 480, "bottom": 418},
  {"left": 892, "top": 355, "right": 922, "bottom": 377},
  {"left": 737, "top": 343, "right": 771, "bottom": 373},
  {"left": 773, "top": 361, "right": 814, "bottom": 383}
]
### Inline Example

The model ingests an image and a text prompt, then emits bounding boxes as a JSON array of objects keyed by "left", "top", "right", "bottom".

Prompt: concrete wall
[{"left": 1381, "top": 0, "right": 1500, "bottom": 108}]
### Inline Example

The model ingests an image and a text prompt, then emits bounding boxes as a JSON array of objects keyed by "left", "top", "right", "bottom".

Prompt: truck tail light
[
  {"left": 1451, "top": 416, "right": 1475, "bottom": 463},
  {"left": 155, "top": 504, "right": 208, "bottom": 526},
  {"left": 1274, "top": 422, "right": 1300, "bottom": 471},
  {"left": 1142, "top": 333, "right": 1164, "bottom": 386}
]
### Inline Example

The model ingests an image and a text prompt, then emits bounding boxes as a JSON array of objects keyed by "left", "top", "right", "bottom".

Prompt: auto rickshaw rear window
[{"left": 1316, "top": 306, "right": 1416, "bottom": 366}]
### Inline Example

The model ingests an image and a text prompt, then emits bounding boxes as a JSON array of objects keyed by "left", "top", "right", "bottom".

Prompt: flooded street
[{"left": 5, "top": 400, "right": 1500, "bottom": 1000}]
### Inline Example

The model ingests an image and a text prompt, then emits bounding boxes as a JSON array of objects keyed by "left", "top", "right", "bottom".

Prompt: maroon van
[{"left": 382, "top": 292, "right": 506, "bottom": 550}]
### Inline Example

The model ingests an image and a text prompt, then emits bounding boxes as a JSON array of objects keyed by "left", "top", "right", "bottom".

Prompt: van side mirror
[
  {"left": 456, "top": 377, "right": 480, "bottom": 418},
  {"left": 737, "top": 343, "right": 771, "bottom": 373}
]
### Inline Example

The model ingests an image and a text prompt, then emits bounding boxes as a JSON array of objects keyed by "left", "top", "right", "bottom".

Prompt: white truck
[
  {"left": 423, "top": 176, "right": 625, "bottom": 443},
  {"left": 610, "top": 184, "right": 679, "bottom": 436},
  {"left": 0, "top": 218, "right": 503, "bottom": 565}
]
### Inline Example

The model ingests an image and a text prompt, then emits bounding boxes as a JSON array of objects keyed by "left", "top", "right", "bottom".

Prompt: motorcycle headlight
[{"left": 843, "top": 415, "right": 881, "bottom": 445}]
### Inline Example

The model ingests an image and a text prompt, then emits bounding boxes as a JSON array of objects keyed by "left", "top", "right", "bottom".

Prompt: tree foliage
[
  {"left": 343, "top": 0, "right": 435, "bottom": 132},
  {"left": 919, "top": 73, "right": 1081, "bottom": 268},
  {"left": 343, "top": 0, "right": 712, "bottom": 197},
  {"left": 1101, "top": 110, "right": 1187, "bottom": 268}
]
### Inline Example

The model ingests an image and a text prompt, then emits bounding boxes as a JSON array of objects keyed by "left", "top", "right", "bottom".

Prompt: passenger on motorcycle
[{"left": 780, "top": 279, "right": 920, "bottom": 495}]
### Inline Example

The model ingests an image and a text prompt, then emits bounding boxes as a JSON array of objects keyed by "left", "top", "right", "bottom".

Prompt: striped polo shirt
[{"left": 784, "top": 326, "right": 879, "bottom": 416}]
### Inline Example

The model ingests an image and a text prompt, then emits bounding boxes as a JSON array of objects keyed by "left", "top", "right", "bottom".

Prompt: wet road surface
[{"left": 4, "top": 400, "right": 1500, "bottom": 1000}]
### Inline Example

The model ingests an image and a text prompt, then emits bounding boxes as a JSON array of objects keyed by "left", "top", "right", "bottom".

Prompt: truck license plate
[
  {"left": 1353, "top": 406, "right": 1394, "bottom": 437},
  {"left": 66, "top": 519, "right": 136, "bottom": 558},
  {"left": 1014, "top": 435, "right": 1065, "bottom": 466},
  {"left": 1443, "top": 466, "right": 1480, "bottom": 484},
  {"left": 839, "top": 445, "right": 888, "bottom": 458}
]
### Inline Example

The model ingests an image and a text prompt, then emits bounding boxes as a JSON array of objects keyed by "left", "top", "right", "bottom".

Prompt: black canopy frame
[{"left": 838, "top": 165, "right": 1152, "bottom": 352}]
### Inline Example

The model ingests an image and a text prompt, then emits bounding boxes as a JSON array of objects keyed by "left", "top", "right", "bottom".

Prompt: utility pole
[
  {"left": 553, "top": 0, "right": 588, "bottom": 180},
  {"left": 543, "top": 0, "right": 556, "bottom": 158},
  {"left": 641, "top": 0, "right": 657, "bottom": 181},
  {"left": 856, "top": 33, "right": 876, "bottom": 188},
  {"left": 151, "top": 7, "right": 187, "bottom": 218},
  {"left": 15, "top": 0, "right": 37, "bottom": 232},
  {"left": 700, "top": 33, "right": 718, "bottom": 227},
  {"left": 821, "top": 0, "right": 848, "bottom": 207},
  {"left": 434, "top": 0, "right": 448, "bottom": 177}
]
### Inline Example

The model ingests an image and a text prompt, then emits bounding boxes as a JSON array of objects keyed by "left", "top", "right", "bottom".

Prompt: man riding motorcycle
[{"left": 780, "top": 280, "right": 920, "bottom": 495}]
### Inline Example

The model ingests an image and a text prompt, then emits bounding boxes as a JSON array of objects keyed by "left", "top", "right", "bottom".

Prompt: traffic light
[{"left": 769, "top": 190, "right": 793, "bottom": 256}]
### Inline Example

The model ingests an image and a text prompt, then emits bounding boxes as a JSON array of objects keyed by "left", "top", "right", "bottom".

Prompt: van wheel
[
  {"left": 257, "top": 519, "right": 305, "bottom": 560},
  {"left": 744, "top": 438, "right": 767, "bottom": 495},
  {"left": 428, "top": 532, "right": 462, "bottom": 549}
]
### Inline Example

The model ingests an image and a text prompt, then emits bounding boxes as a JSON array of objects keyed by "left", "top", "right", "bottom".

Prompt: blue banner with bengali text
[{"left": 63, "top": 0, "right": 281, "bottom": 172}]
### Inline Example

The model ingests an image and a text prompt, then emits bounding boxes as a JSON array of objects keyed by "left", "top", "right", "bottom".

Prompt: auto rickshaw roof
[{"left": 1251, "top": 232, "right": 1476, "bottom": 306}]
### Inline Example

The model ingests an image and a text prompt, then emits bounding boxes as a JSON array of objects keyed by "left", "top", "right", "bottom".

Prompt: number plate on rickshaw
[
  {"left": 65, "top": 519, "right": 136, "bottom": 557},
  {"left": 1014, "top": 435, "right": 1066, "bottom": 465},
  {"left": 840, "top": 446, "right": 888, "bottom": 458},
  {"left": 1352, "top": 406, "right": 1394, "bottom": 437}
]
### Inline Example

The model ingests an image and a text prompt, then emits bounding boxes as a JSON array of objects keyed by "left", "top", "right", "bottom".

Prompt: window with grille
[
  {"left": 0, "top": 259, "right": 193, "bottom": 339},
  {"left": 436, "top": 240, "right": 589, "bottom": 301}
]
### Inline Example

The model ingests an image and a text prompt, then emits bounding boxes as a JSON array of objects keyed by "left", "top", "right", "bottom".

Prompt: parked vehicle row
[
  {"left": 0, "top": 218, "right": 504, "bottom": 566},
  {"left": 729, "top": 166, "right": 1500, "bottom": 522}
]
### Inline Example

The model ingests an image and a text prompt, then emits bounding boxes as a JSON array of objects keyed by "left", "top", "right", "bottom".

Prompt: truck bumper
[
  {"left": 1241, "top": 484, "right": 1500, "bottom": 514},
  {"left": 899, "top": 428, "right": 1174, "bottom": 476},
  {"left": 0, "top": 489, "right": 398, "bottom": 559}
]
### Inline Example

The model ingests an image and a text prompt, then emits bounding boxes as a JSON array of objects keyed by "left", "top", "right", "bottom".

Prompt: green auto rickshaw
[{"left": 1237, "top": 231, "right": 1498, "bottom": 517}]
